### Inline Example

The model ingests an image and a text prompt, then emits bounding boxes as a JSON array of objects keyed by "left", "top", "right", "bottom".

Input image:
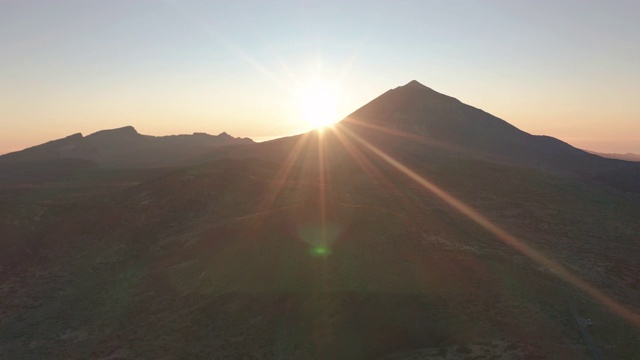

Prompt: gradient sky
[{"left": 2, "top": 0, "right": 639, "bottom": 154}]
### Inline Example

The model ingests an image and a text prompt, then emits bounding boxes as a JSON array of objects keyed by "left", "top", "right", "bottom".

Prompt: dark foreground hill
[
  {"left": 2, "top": 151, "right": 640, "bottom": 359},
  {"left": 1, "top": 82, "right": 640, "bottom": 359}
]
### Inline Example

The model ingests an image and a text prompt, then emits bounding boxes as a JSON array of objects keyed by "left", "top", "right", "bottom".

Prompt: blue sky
[{"left": 2, "top": 0, "right": 639, "bottom": 153}]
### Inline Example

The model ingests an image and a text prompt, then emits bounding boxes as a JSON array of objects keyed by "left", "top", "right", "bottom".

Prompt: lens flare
[{"left": 311, "top": 246, "right": 331, "bottom": 256}]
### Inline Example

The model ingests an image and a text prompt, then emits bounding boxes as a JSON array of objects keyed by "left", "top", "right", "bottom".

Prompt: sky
[{"left": 2, "top": 0, "right": 639, "bottom": 154}]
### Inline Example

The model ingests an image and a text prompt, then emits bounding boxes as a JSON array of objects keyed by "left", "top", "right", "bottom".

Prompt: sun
[{"left": 296, "top": 80, "right": 341, "bottom": 130}]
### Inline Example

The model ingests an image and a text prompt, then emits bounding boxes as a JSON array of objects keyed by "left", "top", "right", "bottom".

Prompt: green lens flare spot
[{"left": 311, "top": 246, "right": 331, "bottom": 257}]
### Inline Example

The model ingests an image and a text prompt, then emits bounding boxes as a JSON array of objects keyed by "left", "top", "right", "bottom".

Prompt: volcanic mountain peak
[
  {"left": 396, "top": 79, "right": 460, "bottom": 101},
  {"left": 400, "top": 79, "right": 449, "bottom": 97},
  {"left": 404, "top": 79, "right": 427, "bottom": 88},
  {"left": 346, "top": 80, "right": 462, "bottom": 125}
]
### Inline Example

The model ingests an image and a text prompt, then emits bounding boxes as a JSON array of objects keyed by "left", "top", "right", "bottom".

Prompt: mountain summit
[{"left": 348, "top": 80, "right": 461, "bottom": 122}]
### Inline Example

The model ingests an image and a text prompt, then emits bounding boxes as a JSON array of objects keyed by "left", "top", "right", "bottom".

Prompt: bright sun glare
[{"left": 297, "top": 80, "right": 341, "bottom": 130}]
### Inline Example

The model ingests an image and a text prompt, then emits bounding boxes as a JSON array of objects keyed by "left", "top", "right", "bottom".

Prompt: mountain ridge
[
  {"left": 0, "top": 126, "right": 254, "bottom": 167},
  {"left": 3, "top": 81, "right": 640, "bottom": 192},
  {"left": 586, "top": 150, "right": 640, "bottom": 162}
]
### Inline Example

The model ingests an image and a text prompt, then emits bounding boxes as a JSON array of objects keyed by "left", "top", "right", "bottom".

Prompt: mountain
[
  {"left": 334, "top": 80, "right": 640, "bottom": 192},
  {"left": 4, "top": 83, "right": 638, "bottom": 192},
  {"left": 0, "top": 126, "right": 253, "bottom": 168},
  {"left": 2, "top": 82, "right": 640, "bottom": 359},
  {"left": 344, "top": 81, "right": 585, "bottom": 163}
]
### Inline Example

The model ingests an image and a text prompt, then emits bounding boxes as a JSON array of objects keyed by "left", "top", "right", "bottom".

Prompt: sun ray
[
  {"left": 256, "top": 133, "right": 312, "bottom": 213},
  {"left": 343, "top": 116, "right": 468, "bottom": 153},
  {"left": 251, "top": 31, "right": 300, "bottom": 85},
  {"left": 331, "top": 125, "right": 435, "bottom": 236},
  {"left": 163, "top": 0, "right": 291, "bottom": 92},
  {"left": 198, "top": 135, "right": 316, "bottom": 279},
  {"left": 196, "top": 137, "right": 311, "bottom": 274},
  {"left": 316, "top": 130, "right": 330, "bottom": 256},
  {"left": 330, "top": 125, "right": 458, "bottom": 290},
  {"left": 338, "top": 125, "right": 640, "bottom": 327},
  {"left": 330, "top": 125, "right": 420, "bottom": 208}
]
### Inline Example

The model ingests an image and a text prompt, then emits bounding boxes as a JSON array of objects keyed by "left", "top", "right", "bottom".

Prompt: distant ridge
[
  {"left": 586, "top": 150, "right": 640, "bottom": 162},
  {"left": 0, "top": 126, "right": 254, "bottom": 168}
]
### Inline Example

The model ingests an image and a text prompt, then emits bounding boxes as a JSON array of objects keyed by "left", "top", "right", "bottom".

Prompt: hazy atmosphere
[{"left": 2, "top": 0, "right": 639, "bottom": 154}]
